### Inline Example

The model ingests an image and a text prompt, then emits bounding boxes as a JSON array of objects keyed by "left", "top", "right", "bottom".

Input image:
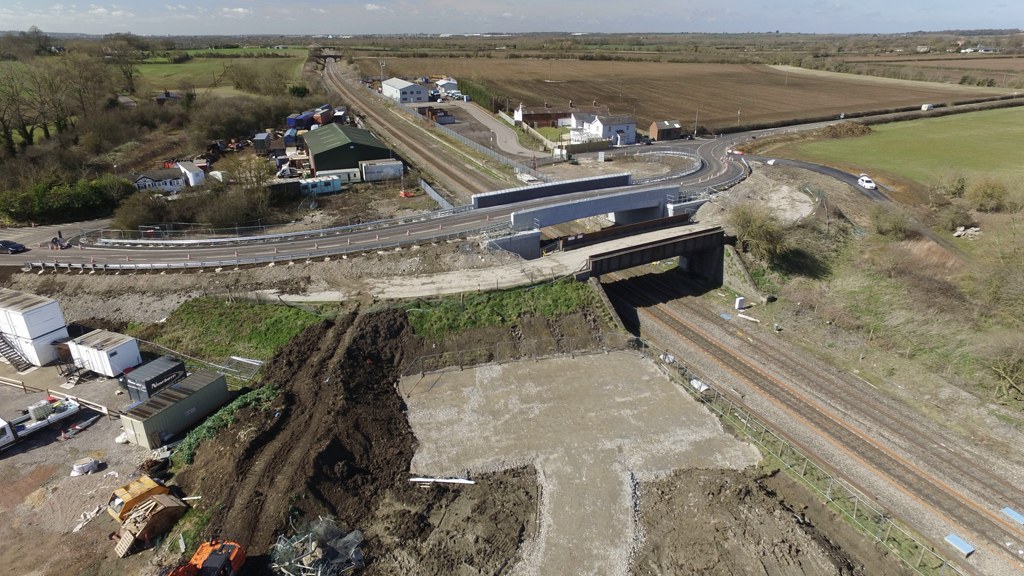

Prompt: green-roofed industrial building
[{"left": 302, "top": 123, "right": 393, "bottom": 174}]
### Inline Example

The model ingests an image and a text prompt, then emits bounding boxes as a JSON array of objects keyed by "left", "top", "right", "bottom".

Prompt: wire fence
[{"left": 403, "top": 332, "right": 968, "bottom": 576}]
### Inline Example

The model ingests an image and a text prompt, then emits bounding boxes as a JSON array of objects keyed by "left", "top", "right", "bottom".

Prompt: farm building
[
  {"left": 514, "top": 103, "right": 609, "bottom": 128},
  {"left": 435, "top": 78, "right": 458, "bottom": 94},
  {"left": 176, "top": 161, "right": 205, "bottom": 187},
  {"left": 119, "top": 371, "right": 229, "bottom": 450},
  {"left": 0, "top": 288, "right": 69, "bottom": 368},
  {"left": 649, "top": 120, "right": 683, "bottom": 141},
  {"left": 131, "top": 169, "right": 185, "bottom": 194},
  {"left": 303, "top": 124, "right": 393, "bottom": 174},
  {"left": 382, "top": 78, "right": 428, "bottom": 104}
]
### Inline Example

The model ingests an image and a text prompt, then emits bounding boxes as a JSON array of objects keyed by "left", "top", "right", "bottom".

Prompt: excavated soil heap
[{"left": 178, "top": 309, "right": 538, "bottom": 574}]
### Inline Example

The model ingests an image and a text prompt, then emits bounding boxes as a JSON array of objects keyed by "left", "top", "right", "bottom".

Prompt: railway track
[
  {"left": 321, "top": 61, "right": 505, "bottom": 199},
  {"left": 604, "top": 273, "right": 1024, "bottom": 576}
]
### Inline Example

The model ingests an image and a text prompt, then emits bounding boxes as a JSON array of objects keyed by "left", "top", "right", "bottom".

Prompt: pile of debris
[
  {"left": 953, "top": 226, "right": 982, "bottom": 239},
  {"left": 270, "top": 516, "right": 364, "bottom": 576}
]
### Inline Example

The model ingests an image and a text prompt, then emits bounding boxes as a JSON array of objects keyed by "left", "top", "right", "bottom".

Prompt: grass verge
[
  {"left": 174, "top": 384, "right": 279, "bottom": 466},
  {"left": 128, "top": 298, "right": 321, "bottom": 362},
  {"left": 406, "top": 278, "right": 597, "bottom": 339}
]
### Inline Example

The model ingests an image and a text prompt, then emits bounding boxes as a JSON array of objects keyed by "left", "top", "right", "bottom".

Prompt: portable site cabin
[
  {"left": 314, "top": 168, "right": 361, "bottom": 183},
  {"left": 283, "top": 128, "right": 299, "bottom": 147},
  {"left": 69, "top": 330, "right": 141, "bottom": 378},
  {"left": 120, "top": 371, "right": 229, "bottom": 450},
  {"left": 0, "top": 288, "right": 70, "bottom": 367},
  {"left": 359, "top": 159, "right": 403, "bottom": 182},
  {"left": 299, "top": 175, "right": 344, "bottom": 196}
]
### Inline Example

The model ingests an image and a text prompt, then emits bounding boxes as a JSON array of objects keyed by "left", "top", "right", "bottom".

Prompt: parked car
[
  {"left": 857, "top": 174, "right": 877, "bottom": 190},
  {"left": 0, "top": 240, "right": 26, "bottom": 254}
]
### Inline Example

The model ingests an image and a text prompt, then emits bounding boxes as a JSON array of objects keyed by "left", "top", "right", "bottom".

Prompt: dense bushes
[{"left": 0, "top": 174, "right": 135, "bottom": 224}]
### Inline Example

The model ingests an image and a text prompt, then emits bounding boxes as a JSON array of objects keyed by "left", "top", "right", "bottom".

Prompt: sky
[{"left": 0, "top": 0, "right": 1020, "bottom": 36}]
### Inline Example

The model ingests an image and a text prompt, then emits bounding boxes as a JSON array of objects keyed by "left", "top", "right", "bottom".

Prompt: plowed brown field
[{"left": 358, "top": 59, "right": 1003, "bottom": 130}]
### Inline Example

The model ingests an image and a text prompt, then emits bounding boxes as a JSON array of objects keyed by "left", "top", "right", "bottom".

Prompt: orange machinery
[{"left": 169, "top": 538, "right": 245, "bottom": 576}]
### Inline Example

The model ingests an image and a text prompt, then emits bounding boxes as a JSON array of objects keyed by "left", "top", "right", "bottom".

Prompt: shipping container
[
  {"left": 296, "top": 111, "right": 315, "bottom": 129},
  {"left": 313, "top": 107, "right": 334, "bottom": 125},
  {"left": 253, "top": 132, "right": 270, "bottom": 153},
  {"left": 120, "top": 371, "right": 229, "bottom": 450},
  {"left": 123, "top": 355, "right": 187, "bottom": 403},
  {"left": 286, "top": 113, "right": 301, "bottom": 128},
  {"left": 69, "top": 330, "right": 141, "bottom": 378},
  {"left": 283, "top": 128, "right": 298, "bottom": 146},
  {"left": 359, "top": 159, "right": 403, "bottom": 182},
  {"left": 0, "top": 288, "right": 68, "bottom": 341}
]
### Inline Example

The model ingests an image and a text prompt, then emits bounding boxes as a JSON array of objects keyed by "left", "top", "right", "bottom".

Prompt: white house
[
  {"left": 381, "top": 78, "right": 427, "bottom": 104},
  {"left": 132, "top": 169, "right": 185, "bottom": 194},
  {"left": 584, "top": 114, "right": 636, "bottom": 146},
  {"left": 177, "top": 161, "right": 205, "bottom": 187},
  {"left": 435, "top": 77, "right": 458, "bottom": 94},
  {"left": 570, "top": 112, "right": 597, "bottom": 129}
]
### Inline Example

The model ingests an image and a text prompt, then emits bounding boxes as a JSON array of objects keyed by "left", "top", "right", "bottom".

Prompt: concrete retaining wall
[
  {"left": 473, "top": 173, "right": 632, "bottom": 209},
  {"left": 511, "top": 186, "right": 674, "bottom": 231}
]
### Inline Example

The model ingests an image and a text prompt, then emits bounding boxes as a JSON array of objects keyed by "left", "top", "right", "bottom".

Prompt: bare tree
[
  {"left": 726, "top": 202, "right": 788, "bottom": 264},
  {"left": 218, "top": 153, "right": 273, "bottom": 216},
  {"left": 57, "top": 52, "right": 113, "bottom": 121},
  {"left": 0, "top": 62, "right": 40, "bottom": 148}
]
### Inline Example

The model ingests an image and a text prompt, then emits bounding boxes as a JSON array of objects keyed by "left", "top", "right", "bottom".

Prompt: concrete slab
[{"left": 399, "top": 351, "right": 760, "bottom": 576}]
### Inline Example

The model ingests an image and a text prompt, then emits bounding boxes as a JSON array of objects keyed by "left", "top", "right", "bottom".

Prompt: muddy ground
[{"left": 0, "top": 159, "right": 913, "bottom": 576}]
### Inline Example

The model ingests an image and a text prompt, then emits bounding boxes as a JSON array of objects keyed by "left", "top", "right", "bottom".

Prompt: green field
[
  {"left": 783, "top": 107, "right": 1024, "bottom": 185},
  {"left": 137, "top": 54, "right": 306, "bottom": 92},
  {"left": 185, "top": 47, "right": 307, "bottom": 57}
]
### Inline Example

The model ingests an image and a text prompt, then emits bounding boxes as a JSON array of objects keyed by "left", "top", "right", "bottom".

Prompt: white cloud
[
  {"left": 221, "top": 7, "right": 252, "bottom": 18},
  {"left": 312, "top": 7, "right": 327, "bottom": 14},
  {"left": 365, "top": 3, "right": 388, "bottom": 11}
]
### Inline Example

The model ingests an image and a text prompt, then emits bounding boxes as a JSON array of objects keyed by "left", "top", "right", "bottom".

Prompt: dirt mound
[
  {"left": 631, "top": 468, "right": 907, "bottom": 576},
  {"left": 817, "top": 121, "right": 873, "bottom": 139},
  {"left": 177, "top": 309, "right": 537, "bottom": 575}
]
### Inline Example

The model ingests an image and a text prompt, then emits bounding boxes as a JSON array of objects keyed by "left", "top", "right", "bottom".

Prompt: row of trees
[{"left": 0, "top": 55, "right": 113, "bottom": 156}]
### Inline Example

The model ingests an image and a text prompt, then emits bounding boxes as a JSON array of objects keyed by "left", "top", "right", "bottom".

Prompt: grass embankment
[
  {"left": 128, "top": 297, "right": 322, "bottom": 362},
  {"left": 406, "top": 279, "right": 597, "bottom": 339},
  {"left": 777, "top": 107, "right": 1024, "bottom": 186},
  {"left": 736, "top": 109, "right": 1024, "bottom": 408}
]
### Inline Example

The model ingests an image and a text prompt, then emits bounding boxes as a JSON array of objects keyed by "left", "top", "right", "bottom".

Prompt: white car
[{"left": 857, "top": 174, "right": 877, "bottom": 190}]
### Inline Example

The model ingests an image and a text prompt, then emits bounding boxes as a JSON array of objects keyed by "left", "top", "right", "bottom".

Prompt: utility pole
[{"left": 379, "top": 60, "right": 386, "bottom": 84}]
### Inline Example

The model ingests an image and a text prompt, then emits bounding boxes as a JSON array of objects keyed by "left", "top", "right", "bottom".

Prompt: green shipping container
[{"left": 120, "top": 371, "right": 229, "bottom": 450}]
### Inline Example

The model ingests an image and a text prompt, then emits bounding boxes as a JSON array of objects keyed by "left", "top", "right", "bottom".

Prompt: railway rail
[
  {"left": 604, "top": 273, "right": 1024, "bottom": 576},
  {"left": 321, "top": 60, "right": 504, "bottom": 199}
]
